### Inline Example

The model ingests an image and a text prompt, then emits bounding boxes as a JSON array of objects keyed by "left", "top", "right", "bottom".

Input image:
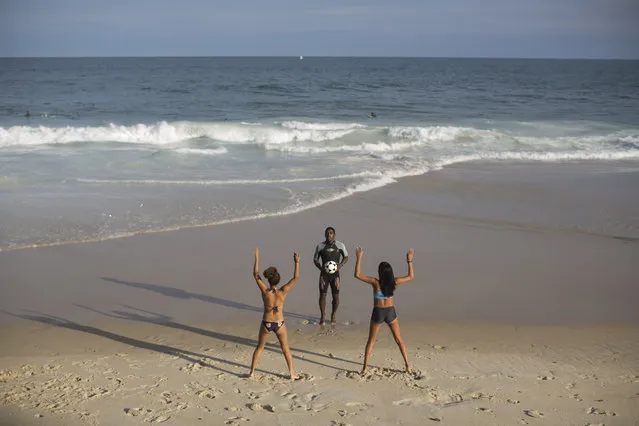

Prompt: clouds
[{"left": 0, "top": 0, "right": 637, "bottom": 57}]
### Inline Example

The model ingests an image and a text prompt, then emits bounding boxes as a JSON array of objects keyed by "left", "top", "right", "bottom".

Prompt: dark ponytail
[{"left": 378, "top": 261, "right": 396, "bottom": 297}]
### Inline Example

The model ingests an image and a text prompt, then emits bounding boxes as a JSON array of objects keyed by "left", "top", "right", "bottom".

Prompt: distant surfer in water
[
  {"left": 25, "top": 110, "right": 31, "bottom": 118},
  {"left": 368, "top": 112, "right": 377, "bottom": 118}
]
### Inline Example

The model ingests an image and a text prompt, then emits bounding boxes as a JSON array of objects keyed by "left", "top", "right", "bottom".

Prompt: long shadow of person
[
  {"left": 1, "top": 310, "right": 276, "bottom": 377},
  {"left": 101, "top": 277, "right": 317, "bottom": 322},
  {"left": 74, "top": 304, "right": 359, "bottom": 370}
]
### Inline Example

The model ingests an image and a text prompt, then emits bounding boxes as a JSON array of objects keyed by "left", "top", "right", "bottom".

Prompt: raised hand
[
  {"left": 355, "top": 246, "right": 363, "bottom": 259},
  {"left": 294, "top": 252, "right": 300, "bottom": 263},
  {"left": 406, "top": 248, "right": 414, "bottom": 262}
]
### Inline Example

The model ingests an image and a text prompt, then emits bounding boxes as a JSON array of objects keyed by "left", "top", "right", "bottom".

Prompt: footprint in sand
[
  {"left": 85, "top": 388, "right": 110, "bottom": 399},
  {"left": 225, "top": 416, "right": 250, "bottom": 425},
  {"left": 392, "top": 397, "right": 428, "bottom": 407},
  {"left": 441, "top": 394, "right": 464, "bottom": 407},
  {"left": 586, "top": 406, "right": 616, "bottom": 416},
  {"left": 180, "top": 361, "right": 207, "bottom": 373},
  {"left": 247, "top": 391, "right": 263, "bottom": 400},
  {"left": 471, "top": 392, "right": 494, "bottom": 401},
  {"left": 124, "top": 407, "right": 152, "bottom": 417},
  {"left": 523, "top": 409, "right": 544, "bottom": 418},
  {"left": 536, "top": 373, "right": 555, "bottom": 381},
  {"left": 294, "top": 372, "right": 315, "bottom": 381},
  {"left": 302, "top": 393, "right": 320, "bottom": 403},
  {"left": 344, "top": 402, "right": 372, "bottom": 411},
  {"left": 160, "top": 391, "right": 175, "bottom": 405},
  {"left": 196, "top": 389, "right": 223, "bottom": 399},
  {"left": 618, "top": 374, "right": 639, "bottom": 383},
  {"left": 355, "top": 366, "right": 413, "bottom": 381},
  {"left": 246, "top": 403, "right": 275, "bottom": 413},
  {"left": 186, "top": 382, "right": 224, "bottom": 399}
]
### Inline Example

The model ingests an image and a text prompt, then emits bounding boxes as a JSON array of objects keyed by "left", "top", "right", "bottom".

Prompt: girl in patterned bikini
[{"left": 248, "top": 248, "right": 300, "bottom": 380}]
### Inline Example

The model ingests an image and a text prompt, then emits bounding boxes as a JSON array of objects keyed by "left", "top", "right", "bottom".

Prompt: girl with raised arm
[
  {"left": 354, "top": 246, "right": 414, "bottom": 374},
  {"left": 248, "top": 248, "right": 300, "bottom": 380}
]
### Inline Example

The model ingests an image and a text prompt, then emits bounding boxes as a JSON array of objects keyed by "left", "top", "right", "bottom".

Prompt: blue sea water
[{"left": 0, "top": 57, "right": 638, "bottom": 250}]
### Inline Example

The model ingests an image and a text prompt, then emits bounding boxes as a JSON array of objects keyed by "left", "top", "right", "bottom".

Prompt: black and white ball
[{"left": 324, "top": 260, "right": 338, "bottom": 274}]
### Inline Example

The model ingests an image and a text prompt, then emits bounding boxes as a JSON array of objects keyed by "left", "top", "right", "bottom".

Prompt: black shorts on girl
[{"left": 371, "top": 306, "right": 397, "bottom": 324}]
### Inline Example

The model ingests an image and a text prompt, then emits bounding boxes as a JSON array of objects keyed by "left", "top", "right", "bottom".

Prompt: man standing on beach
[{"left": 313, "top": 226, "right": 348, "bottom": 326}]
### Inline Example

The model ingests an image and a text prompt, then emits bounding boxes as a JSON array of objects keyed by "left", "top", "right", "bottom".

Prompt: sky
[{"left": 1, "top": 0, "right": 638, "bottom": 58}]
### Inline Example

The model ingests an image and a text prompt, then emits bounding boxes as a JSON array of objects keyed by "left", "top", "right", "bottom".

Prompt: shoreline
[
  {"left": 1, "top": 160, "right": 638, "bottom": 326},
  {"left": 2, "top": 159, "right": 637, "bottom": 254}
]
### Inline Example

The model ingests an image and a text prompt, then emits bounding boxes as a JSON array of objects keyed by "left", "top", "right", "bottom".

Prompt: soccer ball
[{"left": 324, "top": 260, "right": 338, "bottom": 274}]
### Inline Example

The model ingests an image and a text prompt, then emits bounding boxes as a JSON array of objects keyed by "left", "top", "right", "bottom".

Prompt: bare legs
[
  {"left": 319, "top": 293, "right": 327, "bottom": 325},
  {"left": 361, "top": 320, "right": 382, "bottom": 374},
  {"left": 388, "top": 318, "right": 410, "bottom": 373},
  {"left": 330, "top": 291, "right": 339, "bottom": 325},
  {"left": 319, "top": 292, "right": 340, "bottom": 326},
  {"left": 361, "top": 318, "right": 410, "bottom": 374},
  {"left": 248, "top": 323, "right": 296, "bottom": 381},
  {"left": 319, "top": 276, "right": 340, "bottom": 326},
  {"left": 248, "top": 324, "right": 269, "bottom": 378},
  {"left": 274, "top": 325, "right": 296, "bottom": 380}
]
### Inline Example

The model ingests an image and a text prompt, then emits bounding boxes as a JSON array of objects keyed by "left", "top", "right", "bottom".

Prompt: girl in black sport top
[
  {"left": 248, "top": 248, "right": 300, "bottom": 380},
  {"left": 354, "top": 246, "right": 414, "bottom": 374}
]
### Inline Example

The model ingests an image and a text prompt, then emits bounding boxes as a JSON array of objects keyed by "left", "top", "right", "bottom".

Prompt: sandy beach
[{"left": 1, "top": 162, "right": 638, "bottom": 425}]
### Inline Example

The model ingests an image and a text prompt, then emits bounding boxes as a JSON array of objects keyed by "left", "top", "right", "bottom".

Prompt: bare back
[
  {"left": 370, "top": 279, "right": 396, "bottom": 308},
  {"left": 261, "top": 287, "right": 287, "bottom": 322}
]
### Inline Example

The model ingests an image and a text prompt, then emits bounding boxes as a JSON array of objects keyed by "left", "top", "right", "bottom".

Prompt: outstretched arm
[
  {"left": 253, "top": 248, "right": 268, "bottom": 292},
  {"left": 353, "top": 246, "right": 377, "bottom": 286},
  {"left": 338, "top": 255, "right": 349, "bottom": 272},
  {"left": 281, "top": 252, "right": 300, "bottom": 293},
  {"left": 395, "top": 249, "right": 415, "bottom": 285},
  {"left": 313, "top": 244, "right": 323, "bottom": 271},
  {"left": 337, "top": 242, "right": 349, "bottom": 271}
]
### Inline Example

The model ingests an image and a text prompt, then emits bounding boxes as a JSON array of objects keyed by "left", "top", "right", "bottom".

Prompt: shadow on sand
[
  {"left": 2, "top": 310, "right": 261, "bottom": 377},
  {"left": 101, "top": 277, "right": 317, "bottom": 322},
  {"left": 73, "top": 303, "right": 359, "bottom": 370}
]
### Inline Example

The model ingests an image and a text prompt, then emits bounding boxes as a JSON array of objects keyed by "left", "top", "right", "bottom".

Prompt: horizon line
[{"left": 1, "top": 55, "right": 638, "bottom": 61}]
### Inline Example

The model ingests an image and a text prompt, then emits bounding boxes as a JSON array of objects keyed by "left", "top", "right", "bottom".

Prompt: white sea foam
[
  {"left": 74, "top": 171, "right": 383, "bottom": 186},
  {"left": 173, "top": 147, "right": 228, "bottom": 155},
  {"left": 433, "top": 150, "right": 639, "bottom": 170},
  {"left": 279, "top": 121, "right": 366, "bottom": 130},
  {"left": 0, "top": 122, "right": 189, "bottom": 146},
  {"left": 0, "top": 121, "right": 359, "bottom": 147},
  {"left": 2, "top": 121, "right": 637, "bottom": 158}
]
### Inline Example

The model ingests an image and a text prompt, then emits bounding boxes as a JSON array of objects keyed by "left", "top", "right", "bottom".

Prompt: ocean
[{"left": 1, "top": 57, "right": 638, "bottom": 251}]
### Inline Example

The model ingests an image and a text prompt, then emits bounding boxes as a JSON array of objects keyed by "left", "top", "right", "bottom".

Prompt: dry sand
[{"left": 1, "top": 162, "right": 638, "bottom": 425}]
